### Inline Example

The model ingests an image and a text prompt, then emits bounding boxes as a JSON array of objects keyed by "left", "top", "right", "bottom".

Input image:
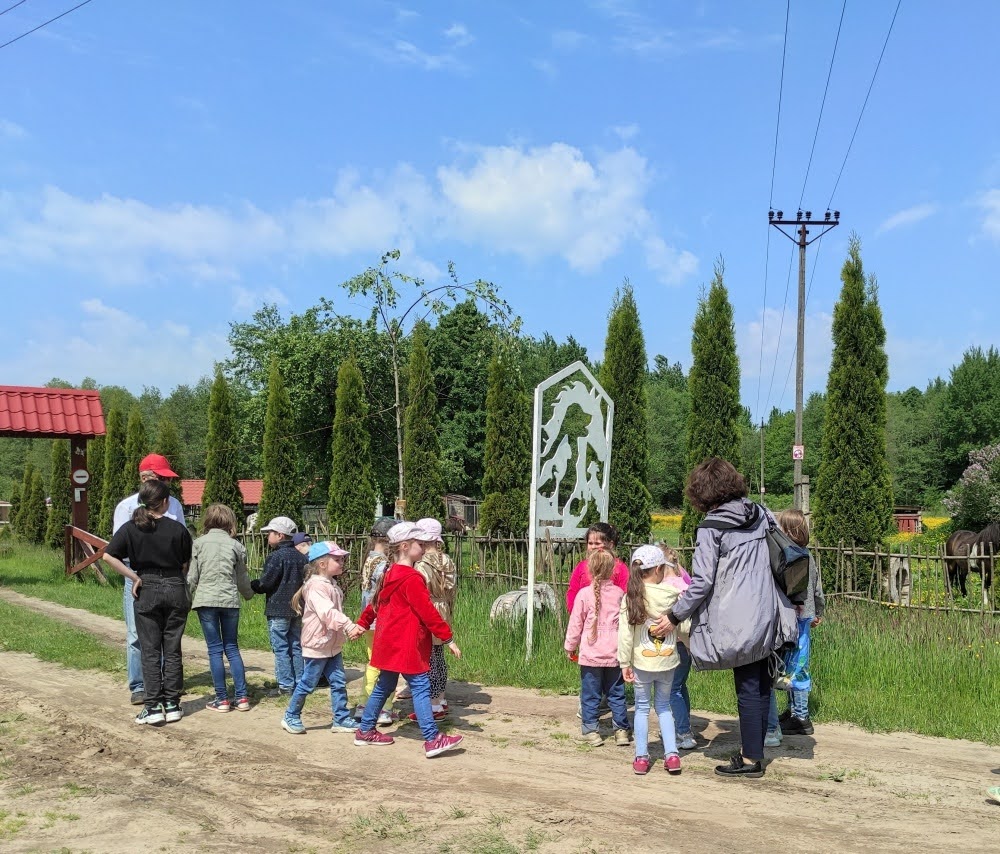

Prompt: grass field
[{"left": 1, "top": 541, "right": 999, "bottom": 743}]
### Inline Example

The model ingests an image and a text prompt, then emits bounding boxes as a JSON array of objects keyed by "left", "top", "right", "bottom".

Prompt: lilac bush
[{"left": 943, "top": 443, "right": 1000, "bottom": 529}]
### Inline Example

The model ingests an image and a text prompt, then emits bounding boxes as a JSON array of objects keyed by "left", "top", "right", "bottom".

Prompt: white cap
[
  {"left": 631, "top": 545, "right": 665, "bottom": 571},
  {"left": 260, "top": 516, "right": 297, "bottom": 535},
  {"left": 415, "top": 517, "right": 443, "bottom": 542},
  {"left": 388, "top": 521, "right": 437, "bottom": 544}
]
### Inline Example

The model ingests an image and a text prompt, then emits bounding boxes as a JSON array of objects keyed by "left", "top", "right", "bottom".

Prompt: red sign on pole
[{"left": 792, "top": 444, "right": 805, "bottom": 460}]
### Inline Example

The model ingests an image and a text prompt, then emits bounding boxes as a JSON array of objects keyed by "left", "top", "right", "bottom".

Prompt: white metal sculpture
[{"left": 525, "top": 361, "right": 614, "bottom": 659}]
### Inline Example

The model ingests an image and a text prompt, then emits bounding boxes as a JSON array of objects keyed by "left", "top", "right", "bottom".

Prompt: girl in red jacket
[{"left": 354, "top": 521, "right": 464, "bottom": 758}]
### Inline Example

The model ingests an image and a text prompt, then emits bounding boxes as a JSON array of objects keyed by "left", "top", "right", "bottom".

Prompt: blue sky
[{"left": 1, "top": 1, "right": 997, "bottom": 424}]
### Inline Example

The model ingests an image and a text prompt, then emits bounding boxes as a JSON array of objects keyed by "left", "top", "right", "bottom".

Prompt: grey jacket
[
  {"left": 670, "top": 498, "right": 798, "bottom": 671},
  {"left": 188, "top": 529, "right": 254, "bottom": 610},
  {"left": 800, "top": 554, "right": 825, "bottom": 622}
]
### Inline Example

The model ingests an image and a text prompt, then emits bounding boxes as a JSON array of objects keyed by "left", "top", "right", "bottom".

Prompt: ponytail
[
  {"left": 587, "top": 551, "right": 614, "bottom": 642},
  {"left": 132, "top": 479, "right": 170, "bottom": 532}
]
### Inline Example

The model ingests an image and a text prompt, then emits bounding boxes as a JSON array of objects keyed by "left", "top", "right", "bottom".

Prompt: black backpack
[{"left": 697, "top": 504, "right": 810, "bottom": 605}]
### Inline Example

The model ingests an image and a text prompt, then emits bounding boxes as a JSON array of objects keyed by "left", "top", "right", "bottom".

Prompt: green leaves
[
  {"left": 403, "top": 320, "right": 444, "bottom": 521},
  {"left": 203, "top": 370, "right": 244, "bottom": 524},
  {"left": 258, "top": 359, "right": 302, "bottom": 528},
  {"left": 481, "top": 353, "right": 531, "bottom": 536},
  {"left": 328, "top": 356, "right": 377, "bottom": 533}
]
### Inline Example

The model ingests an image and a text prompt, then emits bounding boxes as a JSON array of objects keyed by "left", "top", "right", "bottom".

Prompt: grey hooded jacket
[{"left": 670, "top": 498, "right": 798, "bottom": 671}]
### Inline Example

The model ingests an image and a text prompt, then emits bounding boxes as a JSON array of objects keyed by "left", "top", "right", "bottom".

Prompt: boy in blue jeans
[{"left": 251, "top": 516, "right": 306, "bottom": 695}]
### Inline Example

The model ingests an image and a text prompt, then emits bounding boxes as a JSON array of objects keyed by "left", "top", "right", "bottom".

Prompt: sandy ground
[{"left": 0, "top": 588, "right": 999, "bottom": 853}]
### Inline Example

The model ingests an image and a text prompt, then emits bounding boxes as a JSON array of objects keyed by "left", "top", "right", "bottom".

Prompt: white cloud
[
  {"left": 0, "top": 119, "right": 27, "bottom": 139},
  {"left": 443, "top": 23, "right": 474, "bottom": 47},
  {"left": 552, "top": 29, "right": 588, "bottom": 50},
  {"left": 231, "top": 285, "right": 290, "bottom": 314},
  {"left": 0, "top": 143, "right": 696, "bottom": 288},
  {"left": 531, "top": 58, "right": 557, "bottom": 78},
  {"left": 978, "top": 189, "right": 1000, "bottom": 241},
  {"left": 876, "top": 203, "right": 937, "bottom": 234},
  {"left": 612, "top": 123, "right": 639, "bottom": 141},
  {"left": 391, "top": 39, "right": 462, "bottom": 71}
]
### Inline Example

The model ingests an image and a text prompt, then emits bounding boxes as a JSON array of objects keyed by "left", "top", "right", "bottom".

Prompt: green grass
[{"left": 2, "top": 541, "right": 999, "bottom": 743}]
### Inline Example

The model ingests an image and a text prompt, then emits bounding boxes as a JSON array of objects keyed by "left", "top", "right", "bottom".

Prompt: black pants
[
  {"left": 134, "top": 575, "right": 190, "bottom": 706},
  {"left": 733, "top": 657, "right": 772, "bottom": 762}
]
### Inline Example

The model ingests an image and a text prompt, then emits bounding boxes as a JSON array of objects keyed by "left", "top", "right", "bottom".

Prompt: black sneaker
[
  {"left": 164, "top": 701, "right": 184, "bottom": 723},
  {"left": 130, "top": 691, "right": 145, "bottom": 706},
  {"left": 778, "top": 708, "right": 792, "bottom": 724},
  {"left": 782, "top": 715, "right": 814, "bottom": 735},
  {"left": 714, "top": 752, "right": 764, "bottom": 778},
  {"left": 135, "top": 704, "right": 166, "bottom": 726}
]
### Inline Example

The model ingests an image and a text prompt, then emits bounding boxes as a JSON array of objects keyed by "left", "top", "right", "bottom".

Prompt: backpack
[{"left": 698, "top": 504, "right": 810, "bottom": 605}]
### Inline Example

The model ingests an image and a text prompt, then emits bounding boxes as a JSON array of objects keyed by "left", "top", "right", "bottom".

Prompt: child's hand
[
  {"left": 811, "top": 616, "right": 822, "bottom": 628},
  {"left": 566, "top": 650, "right": 578, "bottom": 662},
  {"left": 622, "top": 666, "right": 634, "bottom": 683},
  {"left": 447, "top": 641, "right": 461, "bottom": 659},
  {"left": 347, "top": 625, "right": 364, "bottom": 640}
]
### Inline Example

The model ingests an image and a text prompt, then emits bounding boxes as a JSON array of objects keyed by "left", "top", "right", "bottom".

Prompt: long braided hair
[{"left": 587, "top": 550, "right": 615, "bottom": 642}]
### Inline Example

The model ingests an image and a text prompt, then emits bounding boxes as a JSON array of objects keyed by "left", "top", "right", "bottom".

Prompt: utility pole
[
  {"left": 759, "top": 419, "right": 765, "bottom": 505},
  {"left": 769, "top": 208, "right": 840, "bottom": 511}
]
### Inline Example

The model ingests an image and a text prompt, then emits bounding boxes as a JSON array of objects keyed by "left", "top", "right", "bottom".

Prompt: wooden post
[{"left": 69, "top": 437, "right": 90, "bottom": 567}]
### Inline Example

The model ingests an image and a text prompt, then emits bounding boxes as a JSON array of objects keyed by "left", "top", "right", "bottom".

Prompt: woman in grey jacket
[{"left": 660, "top": 458, "right": 797, "bottom": 778}]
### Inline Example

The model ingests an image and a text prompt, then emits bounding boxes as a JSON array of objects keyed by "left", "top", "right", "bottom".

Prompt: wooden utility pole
[
  {"left": 769, "top": 208, "right": 840, "bottom": 510},
  {"left": 759, "top": 419, "right": 765, "bottom": 504}
]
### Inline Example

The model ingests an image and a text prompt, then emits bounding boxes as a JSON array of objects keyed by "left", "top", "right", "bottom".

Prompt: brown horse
[{"left": 945, "top": 524, "right": 998, "bottom": 602}]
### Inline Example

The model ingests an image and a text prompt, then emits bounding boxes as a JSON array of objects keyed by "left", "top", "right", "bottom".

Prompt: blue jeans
[
  {"left": 267, "top": 617, "right": 303, "bottom": 691},
  {"left": 124, "top": 577, "right": 143, "bottom": 693},
  {"left": 196, "top": 607, "right": 248, "bottom": 701},
  {"left": 633, "top": 668, "right": 677, "bottom": 758},
  {"left": 362, "top": 670, "right": 437, "bottom": 741},
  {"left": 769, "top": 686, "right": 811, "bottom": 728},
  {"left": 285, "top": 654, "right": 353, "bottom": 728},
  {"left": 670, "top": 642, "right": 692, "bottom": 736},
  {"left": 580, "top": 665, "right": 629, "bottom": 734}
]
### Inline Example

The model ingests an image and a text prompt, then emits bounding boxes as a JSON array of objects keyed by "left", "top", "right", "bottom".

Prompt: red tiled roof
[
  {"left": 0, "top": 385, "right": 106, "bottom": 439},
  {"left": 181, "top": 480, "right": 264, "bottom": 507}
]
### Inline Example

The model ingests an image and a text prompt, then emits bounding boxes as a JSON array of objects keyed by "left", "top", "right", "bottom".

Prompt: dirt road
[{"left": 0, "top": 589, "right": 998, "bottom": 853}]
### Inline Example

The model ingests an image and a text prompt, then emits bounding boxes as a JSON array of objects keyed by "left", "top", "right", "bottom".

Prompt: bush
[{"left": 943, "top": 443, "right": 1000, "bottom": 530}]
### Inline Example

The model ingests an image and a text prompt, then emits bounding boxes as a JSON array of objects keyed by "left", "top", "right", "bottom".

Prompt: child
[
  {"left": 766, "top": 509, "right": 825, "bottom": 745},
  {"left": 292, "top": 532, "right": 313, "bottom": 556},
  {"left": 413, "top": 517, "right": 458, "bottom": 720},
  {"left": 619, "top": 545, "right": 689, "bottom": 775},
  {"left": 354, "top": 522, "right": 464, "bottom": 759},
  {"left": 660, "top": 546, "right": 696, "bottom": 751},
  {"left": 566, "top": 522, "right": 629, "bottom": 612},
  {"left": 188, "top": 503, "right": 254, "bottom": 712},
  {"left": 281, "top": 541, "right": 363, "bottom": 734},
  {"left": 251, "top": 516, "right": 306, "bottom": 696},
  {"left": 355, "top": 517, "right": 398, "bottom": 724},
  {"left": 565, "top": 550, "right": 630, "bottom": 747}
]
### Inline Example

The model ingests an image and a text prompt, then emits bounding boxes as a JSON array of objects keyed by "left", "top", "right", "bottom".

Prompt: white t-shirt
[{"left": 113, "top": 492, "right": 186, "bottom": 535}]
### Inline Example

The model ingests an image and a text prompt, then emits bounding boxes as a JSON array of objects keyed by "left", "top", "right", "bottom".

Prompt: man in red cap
[{"left": 113, "top": 454, "right": 187, "bottom": 708}]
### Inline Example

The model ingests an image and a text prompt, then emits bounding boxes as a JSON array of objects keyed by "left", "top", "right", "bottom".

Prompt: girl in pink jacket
[
  {"left": 281, "top": 541, "right": 364, "bottom": 735},
  {"left": 564, "top": 550, "right": 631, "bottom": 747}
]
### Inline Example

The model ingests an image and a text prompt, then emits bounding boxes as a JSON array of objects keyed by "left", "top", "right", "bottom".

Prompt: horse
[{"left": 945, "top": 524, "right": 998, "bottom": 603}]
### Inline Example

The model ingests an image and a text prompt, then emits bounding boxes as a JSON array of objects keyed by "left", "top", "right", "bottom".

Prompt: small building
[
  {"left": 181, "top": 479, "right": 264, "bottom": 522},
  {"left": 443, "top": 493, "right": 480, "bottom": 531},
  {"left": 892, "top": 506, "right": 922, "bottom": 534}
]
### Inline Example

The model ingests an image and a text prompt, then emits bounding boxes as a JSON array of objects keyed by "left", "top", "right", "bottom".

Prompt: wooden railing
[{"left": 64, "top": 525, "right": 109, "bottom": 584}]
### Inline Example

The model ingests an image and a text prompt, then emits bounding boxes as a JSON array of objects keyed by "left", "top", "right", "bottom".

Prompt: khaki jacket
[{"left": 188, "top": 529, "right": 253, "bottom": 610}]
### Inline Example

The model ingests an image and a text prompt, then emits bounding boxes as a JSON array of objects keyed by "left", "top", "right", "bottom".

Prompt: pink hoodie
[
  {"left": 299, "top": 575, "right": 359, "bottom": 659},
  {"left": 564, "top": 580, "right": 625, "bottom": 667}
]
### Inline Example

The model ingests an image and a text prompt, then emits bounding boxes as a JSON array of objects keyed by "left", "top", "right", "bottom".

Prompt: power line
[
  {"left": 799, "top": 0, "right": 847, "bottom": 208},
  {"left": 827, "top": 0, "right": 902, "bottom": 207},
  {"left": 764, "top": 244, "right": 797, "bottom": 417},
  {"left": 0, "top": 1, "right": 30, "bottom": 17},
  {"left": 0, "top": 0, "right": 93, "bottom": 52}
]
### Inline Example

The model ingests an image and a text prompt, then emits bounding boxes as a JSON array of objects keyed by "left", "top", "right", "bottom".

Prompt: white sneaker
[
  {"left": 330, "top": 723, "right": 357, "bottom": 733},
  {"left": 677, "top": 732, "right": 697, "bottom": 750},
  {"left": 377, "top": 709, "right": 396, "bottom": 726}
]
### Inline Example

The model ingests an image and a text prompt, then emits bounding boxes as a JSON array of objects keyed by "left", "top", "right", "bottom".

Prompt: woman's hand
[
  {"left": 447, "top": 641, "right": 462, "bottom": 659},
  {"left": 131, "top": 576, "right": 142, "bottom": 599},
  {"left": 622, "top": 665, "right": 634, "bottom": 683},
  {"left": 650, "top": 613, "right": 674, "bottom": 638}
]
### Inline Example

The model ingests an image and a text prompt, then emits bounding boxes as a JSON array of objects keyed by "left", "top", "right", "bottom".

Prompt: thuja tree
[
  {"left": 124, "top": 406, "right": 148, "bottom": 486},
  {"left": 13, "top": 462, "right": 34, "bottom": 536},
  {"left": 257, "top": 359, "right": 301, "bottom": 527},
  {"left": 600, "top": 281, "right": 651, "bottom": 544},
  {"left": 402, "top": 320, "right": 444, "bottom": 521},
  {"left": 813, "top": 236, "right": 893, "bottom": 589},
  {"left": 203, "top": 369, "right": 244, "bottom": 523},
  {"left": 88, "top": 435, "right": 105, "bottom": 527},
  {"left": 681, "top": 260, "right": 742, "bottom": 543},
  {"left": 22, "top": 468, "right": 48, "bottom": 544},
  {"left": 99, "top": 409, "right": 128, "bottom": 537},
  {"left": 327, "top": 355, "right": 377, "bottom": 532},
  {"left": 155, "top": 417, "right": 184, "bottom": 502},
  {"left": 480, "top": 350, "right": 531, "bottom": 536},
  {"left": 46, "top": 440, "right": 71, "bottom": 549}
]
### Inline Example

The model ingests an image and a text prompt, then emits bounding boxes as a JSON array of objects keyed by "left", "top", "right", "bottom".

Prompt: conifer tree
[
  {"left": 813, "top": 236, "right": 893, "bottom": 588},
  {"left": 480, "top": 351, "right": 531, "bottom": 535},
  {"left": 155, "top": 418, "right": 184, "bottom": 502},
  {"left": 99, "top": 409, "right": 129, "bottom": 537},
  {"left": 8, "top": 483, "right": 21, "bottom": 533},
  {"left": 327, "top": 356, "right": 376, "bottom": 533},
  {"left": 681, "top": 261, "right": 742, "bottom": 542},
  {"left": 46, "top": 440, "right": 71, "bottom": 549},
  {"left": 14, "top": 461, "right": 35, "bottom": 537},
  {"left": 258, "top": 359, "right": 301, "bottom": 527},
  {"left": 23, "top": 468, "right": 47, "bottom": 544},
  {"left": 87, "top": 435, "right": 104, "bottom": 530},
  {"left": 402, "top": 321, "right": 444, "bottom": 521},
  {"left": 600, "top": 281, "right": 652, "bottom": 544},
  {"left": 124, "top": 406, "right": 148, "bottom": 487},
  {"left": 203, "top": 369, "right": 244, "bottom": 523}
]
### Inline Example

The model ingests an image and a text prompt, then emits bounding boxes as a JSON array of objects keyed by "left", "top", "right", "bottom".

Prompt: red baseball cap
[{"left": 138, "top": 453, "right": 178, "bottom": 478}]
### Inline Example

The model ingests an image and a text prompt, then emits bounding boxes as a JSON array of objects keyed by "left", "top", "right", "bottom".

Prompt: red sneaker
[
  {"left": 424, "top": 732, "right": 463, "bottom": 758},
  {"left": 407, "top": 709, "right": 449, "bottom": 722},
  {"left": 665, "top": 753, "right": 682, "bottom": 774},
  {"left": 633, "top": 756, "right": 651, "bottom": 775},
  {"left": 354, "top": 728, "right": 394, "bottom": 747}
]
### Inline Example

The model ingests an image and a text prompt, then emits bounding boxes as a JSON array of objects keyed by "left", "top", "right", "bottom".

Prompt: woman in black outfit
[{"left": 104, "top": 478, "right": 193, "bottom": 726}]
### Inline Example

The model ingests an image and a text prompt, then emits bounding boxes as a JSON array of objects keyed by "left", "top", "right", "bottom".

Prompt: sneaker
[
  {"left": 163, "top": 701, "right": 183, "bottom": 723},
  {"left": 778, "top": 708, "right": 792, "bottom": 724},
  {"left": 130, "top": 691, "right": 145, "bottom": 706},
  {"left": 234, "top": 697, "right": 251, "bottom": 712},
  {"left": 987, "top": 786, "right": 1000, "bottom": 803},
  {"left": 330, "top": 722, "right": 357, "bottom": 733},
  {"left": 677, "top": 732, "right": 698, "bottom": 750},
  {"left": 714, "top": 752, "right": 764, "bottom": 779},
  {"left": 614, "top": 729, "right": 631, "bottom": 747},
  {"left": 633, "top": 755, "right": 651, "bottom": 775},
  {"left": 407, "top": 708, "right": 448, "bottom": 722},
  {"left": 396, "top": 686, "right": 412, "bottom": 700},
  {"left": 353, "top": 704, "right": 365, "bottom": 721},
  {"left": 281, "top": 716, "right": 306, "bottom": 735},
  {"left": 354, "top": 728, "right": 394, "bottom": 747},
  {"left": 665, "top": 753, "right": 682, "bottom": 775},
  {"left": 135, "top": 703, "right": 166, "bottom": 726},
  {"left": 267, "top": 687, "right": 294, "bottom": 698},
  {"left": 424, "top": 732, "right": 463, "bottom": 758},
  {"left": 782, "top": 715, "right": 814, "bottom": 736},
  {"left": 579, "top": 731, "right": 603, "bottom": 747},
  {"left": 206, "top": 699, "right": 231, "bottom": 713},
  {"left": 764, "top": 729, "right": 783, "bottom": 747},
  {"left": 378, "top": 709, "right": 399, "bottom": 726}
]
